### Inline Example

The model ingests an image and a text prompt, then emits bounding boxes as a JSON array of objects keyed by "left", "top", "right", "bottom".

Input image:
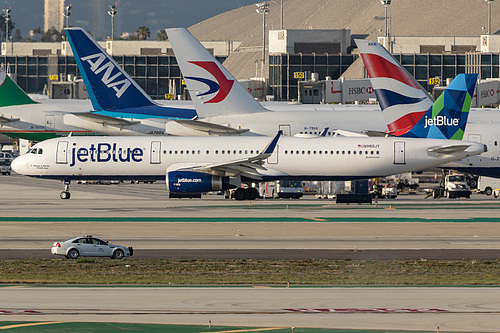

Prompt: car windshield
[
  {"left": 0, "top": 159, "right": 10, "bottom": 165},
  {"left": 448, "top": 175, "right": 466, "bottom": 182}
]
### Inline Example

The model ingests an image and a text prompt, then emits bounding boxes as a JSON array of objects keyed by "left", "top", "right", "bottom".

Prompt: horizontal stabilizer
[
  {"left": 364, "top": 130, "right": 395, "bottom": 137},
  {"left": 333, "top": 129, "right": 369, "bottom": 137},
  {"left": 71, "top": 112, "right": 140, "bottom": 126},
  {"left": 175, "top": 119, "right": 249, "bottom": 135},
  {"left": 0, "top": 115, "right": 20, "bottom": 123},
  {"left": 427, "top": 144, "right": 471, "bottom": 157}
]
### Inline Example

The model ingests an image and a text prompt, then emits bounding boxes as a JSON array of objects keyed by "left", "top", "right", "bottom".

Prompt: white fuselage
[{"left": 12, "top": 136, "right": 485, "bottom": 183}]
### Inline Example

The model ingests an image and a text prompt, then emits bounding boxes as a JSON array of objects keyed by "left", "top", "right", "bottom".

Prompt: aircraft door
[
  {"left": 150, "top": 141, "right": 161, "bottom": 164},
  {"left": 468, "top": 134, "right": 482, "bottom": 143},
  {"left": 394, "top": 141, "right": 406, "bottom": 164},
  {"left": 45, "top": 115, "right": 55, "bottom": 131},
  {"left": 267, "top": 145, "right": 279, "bottom": 164},
  {"left": 279, "top": 124, "right": 291, "bottom": 136},
  {"left": 56, "top": 141, "right": 69, "bottom": 164}
]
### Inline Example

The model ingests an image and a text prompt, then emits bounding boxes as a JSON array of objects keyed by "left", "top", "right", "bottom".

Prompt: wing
[
  {"left": 0, "top": 115, "right": 20, "bottom": 123},
  {"left": 70, "top": 112, "right": 140, "bottom": 126},
  {"left": 175, "top": 131, "right": 282, "bottom": 180},
  {"left": 175, "top": 119, "right": 249, "bottom": 135}
]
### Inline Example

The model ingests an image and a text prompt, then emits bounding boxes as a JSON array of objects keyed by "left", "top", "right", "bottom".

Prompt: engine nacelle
[{"left": 166, "top": 171, "right": 229, "bottom": 193}]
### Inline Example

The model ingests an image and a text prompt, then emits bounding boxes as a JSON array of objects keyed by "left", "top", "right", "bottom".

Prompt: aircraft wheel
[
  {"left": 234, "top": 188, "right": 246, "bottom": 201},
  {"left": 246, "top": 188, "right": 259, "bottom": 200},
  {"left": 60, "top": 191, "right": 71, "bottom": 200}
]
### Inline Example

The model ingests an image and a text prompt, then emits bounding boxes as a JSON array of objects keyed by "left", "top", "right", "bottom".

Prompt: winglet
[
  {"left": 320, "top": 127, "right": 330, "bottom": 137},
  {"left": 262, "top": 130, "right": 283, "bottom": 155}
]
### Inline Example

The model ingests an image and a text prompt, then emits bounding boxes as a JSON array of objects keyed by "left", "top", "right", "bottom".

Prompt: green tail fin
[{"left": 0, "top": 68, "right": 37, "bottom": 107}]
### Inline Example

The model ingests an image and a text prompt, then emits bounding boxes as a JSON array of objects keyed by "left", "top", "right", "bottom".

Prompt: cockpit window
[
  {"left": 38, "top": 148, "right": 43, "bottom": 154},
  {"left": 30, "top": 148, "right": 37, "bottom": 154}
]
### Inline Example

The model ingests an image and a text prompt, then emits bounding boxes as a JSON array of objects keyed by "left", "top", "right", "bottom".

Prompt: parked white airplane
[{"left": 356, "top": 39, "right": 500, "bottom": 178}]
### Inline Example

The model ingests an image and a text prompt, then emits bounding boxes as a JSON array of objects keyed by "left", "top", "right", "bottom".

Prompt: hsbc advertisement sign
[
  {"left": 473, "top": 79, "right": 500, "bottom": 107},
  {"left": 342, "top": 79, "right": 375, "bottom": 103},
  {"left": 324, "top": 79, "right": 375, "bottom": 103}
]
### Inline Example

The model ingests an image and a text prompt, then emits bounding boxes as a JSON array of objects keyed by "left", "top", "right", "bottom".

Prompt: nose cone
[{"left": 11, "top": 156, "right": 27, "bottom": 174}]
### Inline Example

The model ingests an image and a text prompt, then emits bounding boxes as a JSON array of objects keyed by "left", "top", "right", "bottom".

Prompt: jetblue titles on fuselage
[
  {"left": 70, "top": 142, "right": 143, "bottom": 167},
  {"left": 81, "top": 53, "right": 131, "bottom": 98}
]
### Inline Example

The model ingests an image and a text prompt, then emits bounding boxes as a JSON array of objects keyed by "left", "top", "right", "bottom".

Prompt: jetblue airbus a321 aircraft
[
  {"left": 11, "top": 72, "right": 484, "bottom": 200},
  {"left": 11, "top": 132, "right": 485, "bottom": 200}
]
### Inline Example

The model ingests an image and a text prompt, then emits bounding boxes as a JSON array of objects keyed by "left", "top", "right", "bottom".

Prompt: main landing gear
[{"left": 60, "top": 180, "right": 71, "bottom": 199}]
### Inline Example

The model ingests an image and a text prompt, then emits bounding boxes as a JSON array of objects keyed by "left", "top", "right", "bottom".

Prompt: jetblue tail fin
[
  {"left": 65, "top": 27, "right": 157, "bottom": 111},
  {"left": 355, "top": 39, "right": 434, "bottom": 136},
  {"left": 402, "top": 73, "right": 477, "bottom": 140},
  {"left": 356, "top": 39, "right": 477, "bottom": 140},
  {"left": 0, "top": 66, "right": 37, "bottom": 107},
  {"left": 165, "top": 28, "right": 267, "bottom": 117}
]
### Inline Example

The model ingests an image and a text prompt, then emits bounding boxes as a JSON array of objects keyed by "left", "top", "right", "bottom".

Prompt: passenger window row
[
  {"left": 162, "top": 150, "right": 259, "bottom": 155},
  {"left": 284, "top": 150, "right": 380, "bottom": 155}
]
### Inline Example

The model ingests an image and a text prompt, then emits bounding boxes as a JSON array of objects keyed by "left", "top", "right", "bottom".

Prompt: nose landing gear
[{"left": 60, "top": 180, "right": 71, "bottom": 199}]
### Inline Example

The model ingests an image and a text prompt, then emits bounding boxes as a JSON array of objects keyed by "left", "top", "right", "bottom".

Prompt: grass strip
[{"left": 1, "top": 258, "right": 500, "bottom": 285}]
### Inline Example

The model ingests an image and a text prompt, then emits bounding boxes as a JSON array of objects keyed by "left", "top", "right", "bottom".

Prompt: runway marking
[
  {"left": 0, "top": 322, "right": 63, "bottom": 329},
  {"left": 205, "top": 328, "right": 287, "bottom": 333},
  {"left": 3, "top": 216, "right": 500, "bottom": 223},
  {"left": 0, "top": 310, "right": 41, "bottom": 314},
  {"left": 285, "top": 308, "right": 448, "bottom": 313}
]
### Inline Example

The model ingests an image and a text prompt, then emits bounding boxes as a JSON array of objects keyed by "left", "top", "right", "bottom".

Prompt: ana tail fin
[
  {"left": 166, "top": 28, "right": 267, "bottom": 117},
  {"left": 65, "top": 27, "right": 156, "bottom": 111},
  {"left": 355, "top": 39, "right": 433, "bottom": 135},
  {"left": 0, "top": 67, "right": 36, "bottom": 107},
  {"left": 402, "top": 73, "right": 477, "bottom": 139}
]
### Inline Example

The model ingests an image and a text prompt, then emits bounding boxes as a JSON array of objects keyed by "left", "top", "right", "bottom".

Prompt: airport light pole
[
  {"left": 270, "top": 0, "right": 284, "bottom": 29},
  {"left": 2, "top": 8, "right": 10, "bottom": 55},
  {"left": 486, "top": 0, "right": 494, "bottom": 35},
  {"left": 63, "top": 4, "right": 72, "bottom": 28},
  {"left": 107, "top": 2, "right": 117, "bottom": 40},
  {"left": 256, "top": 2, "right": 269, "bottom": 64},
  {"left": 380, "top": 0, "right": 391, "bottom": 38}
]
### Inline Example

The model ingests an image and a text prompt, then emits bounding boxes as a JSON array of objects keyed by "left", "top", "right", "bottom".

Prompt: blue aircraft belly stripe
[{"left": 94, "top": 106, "right": 197, "bottom": 120}]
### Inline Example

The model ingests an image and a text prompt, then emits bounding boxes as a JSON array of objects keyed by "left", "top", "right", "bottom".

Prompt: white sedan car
[{"left": 51, "top": 235, "right": 133, "bottom": 259}]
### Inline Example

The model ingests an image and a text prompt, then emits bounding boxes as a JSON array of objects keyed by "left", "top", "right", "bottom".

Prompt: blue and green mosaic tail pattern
[{"left": 402, "top": 73, "right": 477, "bottom": 140}]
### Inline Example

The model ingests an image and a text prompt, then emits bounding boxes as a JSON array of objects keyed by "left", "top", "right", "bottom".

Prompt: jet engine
[{"left": 166, "top": 170, "right": 229, "bottom": 194}]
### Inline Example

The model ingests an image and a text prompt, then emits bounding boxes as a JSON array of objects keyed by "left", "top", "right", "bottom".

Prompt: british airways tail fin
[
  {"left": 65, "top": 27, "right": 156, "bottom": 111},
  {"left": 355, "top": 39, "right": 434, "bottom": 136},
  {"left": 401, "top": 73, "right": 477, "bottom": 140},
  {"left": 165, "top": 28, "right": 267, "bottom": 116},
  {"left": 356, "top": 39, "right": 477, "bottom": 140},
  {"left": 0, "top": 66, "right": 36, "bottom": 107}
]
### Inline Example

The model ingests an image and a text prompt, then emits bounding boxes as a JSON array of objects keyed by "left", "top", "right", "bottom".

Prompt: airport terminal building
[{"left": 2, "top": 31, "right": 500, "bottom": 103}]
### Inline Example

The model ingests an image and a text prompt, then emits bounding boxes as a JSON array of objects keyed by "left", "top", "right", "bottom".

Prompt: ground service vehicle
[
  {"left": 433, "top": 174, "right": 471, "bottom": 199},
  {"left": 260, "top": 181, "right": 303, "bottom": 199},
  {"left": 477, "top": 176, "right": 500, "bottom": 196},
  {"left": 51, "top": 235, "right": 133, "bottom": 259},
  {"left": 0, "top": 158, "right": 11, "bottom": 175}
]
